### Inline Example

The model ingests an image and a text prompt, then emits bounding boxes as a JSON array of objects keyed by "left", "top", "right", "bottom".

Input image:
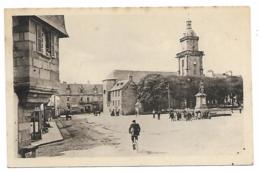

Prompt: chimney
[
  {"left": 128, "top": 73, "right": 133, "bottom": 82},
  {"left": 186, "top": 20, "right": 192, "bottom": 29}
]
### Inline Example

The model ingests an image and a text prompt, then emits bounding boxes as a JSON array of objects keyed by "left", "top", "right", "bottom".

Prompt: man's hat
[{"left": 132, "top": 120, "right": 136, "bottom": 123}]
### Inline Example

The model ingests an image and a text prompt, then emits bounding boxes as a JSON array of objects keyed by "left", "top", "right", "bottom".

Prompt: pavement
[
  {"left": 31, "top": 121, "right": 63, "bottom": 147},
  {"left": 37, "top": 111, "right": 245, "bottom": 157}
]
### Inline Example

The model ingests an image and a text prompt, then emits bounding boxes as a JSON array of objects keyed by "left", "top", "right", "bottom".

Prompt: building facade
[
  {"left": 176, "top": 20, "right": 204, "bottom": 76},
  {"left": 57, "top": 82, "right": 103, "bottom": 114},
  {"left": 112, "top": 75, "right": 138, "bottom": 115},
  {"left": 13, "top": 15, "right": 68, "bottom": 153}
]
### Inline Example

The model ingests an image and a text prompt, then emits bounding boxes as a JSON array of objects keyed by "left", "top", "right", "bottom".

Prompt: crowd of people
[
  {"left": 152, "top": 109, "right": 211, "bottom": 121},
  {"left": 169, "top": 110, "right": 211, "bottom": 121}
]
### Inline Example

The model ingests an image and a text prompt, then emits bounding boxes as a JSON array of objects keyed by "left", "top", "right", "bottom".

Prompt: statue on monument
[
  {"left": 199, "top": 80, "right": 205, "bottom": 94},
  {"left": 195, "top": 80, "right": 207, "bottom": 109}
]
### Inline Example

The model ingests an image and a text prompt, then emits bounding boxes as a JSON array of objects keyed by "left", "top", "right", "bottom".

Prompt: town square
[{"left": 5, "top": 7, "right": 252, "bottom": 166}]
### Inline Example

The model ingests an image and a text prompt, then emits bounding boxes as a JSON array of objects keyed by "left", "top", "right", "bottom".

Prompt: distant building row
[{"left": 55, "top": 82, "right": 103, "bottom": 114}]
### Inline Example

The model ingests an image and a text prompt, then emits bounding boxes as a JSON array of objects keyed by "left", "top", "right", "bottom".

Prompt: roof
[
  {"left": 105, "top": 69, "right": 177, "bottom": 83},
  {"left": 36, "top": 15, "right": 69, "bottom": 38},
  {"left": 195, "top": 92, "right": 207, "bottom": 97},
  {"left": 110, "top": 80, "right": 129, "bottom": 91},
  {"left": 58, "top": 82, "right": 103, "bottom": 95}
]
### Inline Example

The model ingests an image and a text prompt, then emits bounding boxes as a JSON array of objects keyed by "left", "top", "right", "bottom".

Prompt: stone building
[
  {"left": 108, "top": 75, "right": 137, "bottom": 115},
  {"left": 57, "top": 82, "right": 103, "bottom": 114},
  {"left": 13, "top": 15, "right": 68, "bottom": 152},
  {"left": 176, "top": 20, "right": 204, "bottom": 76},
  {"left": 103, "top": 70, "right": 177, "bottom": 115}
]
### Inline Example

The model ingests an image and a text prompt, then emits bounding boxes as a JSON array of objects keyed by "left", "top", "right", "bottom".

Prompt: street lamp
[
  {"left": 186, "top": 78, "right": 192, "bottom": 109},
  {"left": 166, "top": 82, "right": 171, "bottom": 110}
]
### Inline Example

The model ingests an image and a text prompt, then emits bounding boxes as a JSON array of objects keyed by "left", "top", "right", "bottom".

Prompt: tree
[
  {"left": 137, "top": 74, "right": 168, "bottom": 111},
  {"left": 137, "top": 74, "right": 243, "bottom": 111}
]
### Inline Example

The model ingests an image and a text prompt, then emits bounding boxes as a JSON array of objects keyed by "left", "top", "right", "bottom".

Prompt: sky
[{"left": 58, "top": 7, "right": 250, "bottom": 84}]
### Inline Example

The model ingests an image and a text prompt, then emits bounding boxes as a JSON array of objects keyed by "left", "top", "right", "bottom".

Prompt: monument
[{"left": 195, "top": 80, "right": 207, "bottom": 110}]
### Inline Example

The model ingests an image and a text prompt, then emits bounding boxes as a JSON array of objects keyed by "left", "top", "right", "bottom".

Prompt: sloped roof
[
  {"left": 105, "top": 69, "right": 177, "bottom": 83},
  {"left": 36, "top": 15, "right": 69, "bottom": 37},
  {"left": 110, "top": 80, "right": 129, "bottom": 91},
  {"left": 58, "top": 82, "right": 103, "bottom": 95}
]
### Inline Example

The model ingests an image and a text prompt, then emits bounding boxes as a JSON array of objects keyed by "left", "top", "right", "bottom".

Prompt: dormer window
[
  {"left": 79, "top": 86, "right": 84, "bottom": 93},
  {"left": 93, "top": 86, "right": 98, "bottom": 94}
]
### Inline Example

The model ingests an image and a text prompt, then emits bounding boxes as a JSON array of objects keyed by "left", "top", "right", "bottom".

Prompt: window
[
  {"left": 107, "top": 92, "right": 111, "bottom": 101},
  {"left": 67, "top": 97, "right": 70, "bottom": 101},
  {"left": 103, "top": 90, "right": 106, "bottom": 94},
  {"left": 36, "top": 24, "right": 55, "bottom": 58},
  {"left": 93, "top": 86, "right": 98, "bottom": 94},
  {"left": 87, "top": 97, "right": 90, "bottom": 103},
  {"left": 36, "top": 25, "right": 42, "bottom": 52},
  {"left": 66, "top": 85, "right": 71, "bottom": 94},
  {"left": 193, "top": 61, "right": 197, "bottom": 75},
  {"left": 45, "top": 30, "right": 51, "bottom": 56},
  {"left": 79, "top": 87, "right": 84, "bottom": 93},
  {"left": 80, "top": 97, "right": 83, "bottom": 102}
]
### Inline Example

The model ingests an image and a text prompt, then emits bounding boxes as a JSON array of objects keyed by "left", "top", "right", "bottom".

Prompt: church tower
[{"left": 176, "top": 20, "right": 204, "bottom": 76}]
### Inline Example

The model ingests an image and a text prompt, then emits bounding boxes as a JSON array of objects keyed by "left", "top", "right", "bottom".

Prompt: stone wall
[
  {"left": 103, "top": 79, "right": 116, "bottom": 114},
  {"left": 122, "top": 83, "right": 137, "bottom": 115}
]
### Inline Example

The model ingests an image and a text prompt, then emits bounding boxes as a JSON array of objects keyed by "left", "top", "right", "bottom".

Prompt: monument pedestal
[{"left": 195, "top": 92, "right": 207, "bottom": 109}]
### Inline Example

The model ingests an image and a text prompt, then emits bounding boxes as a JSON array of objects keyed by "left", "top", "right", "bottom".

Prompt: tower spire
[
  {"left": 176, "top": 20, "right": 204, "bottom": 77},
  {"left": 186, "top": 19, "right": 192, "bottom": 29}
]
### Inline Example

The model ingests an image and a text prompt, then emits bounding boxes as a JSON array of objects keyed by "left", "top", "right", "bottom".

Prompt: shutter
[
  {"left": 36, "top": 25, "right": 42, "bottom": 52},
  {"left": 51, "top": 32, "right": 55, "bottom": 58},
  {"left": 41, "top": 30, "right": 44, "bottom": 53}
]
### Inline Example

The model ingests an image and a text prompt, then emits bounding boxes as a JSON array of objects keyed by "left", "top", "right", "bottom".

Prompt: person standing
[
  {"left": 152, "top": 109, "right": 156, "bottom": 118},
  {"left": 157, "top": 110, "right": 161, "bottom": 120}
]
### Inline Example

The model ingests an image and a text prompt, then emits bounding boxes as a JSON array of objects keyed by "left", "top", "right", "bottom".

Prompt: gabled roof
[
  {"left": 105, "top": 69, "right": 177, "bottom": 83},
  {"left": 110, "top": 80, "right": 129, "bottom": 91},
  {"left": 36, "top": 15, "right": 69, "bottom": 38}
]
